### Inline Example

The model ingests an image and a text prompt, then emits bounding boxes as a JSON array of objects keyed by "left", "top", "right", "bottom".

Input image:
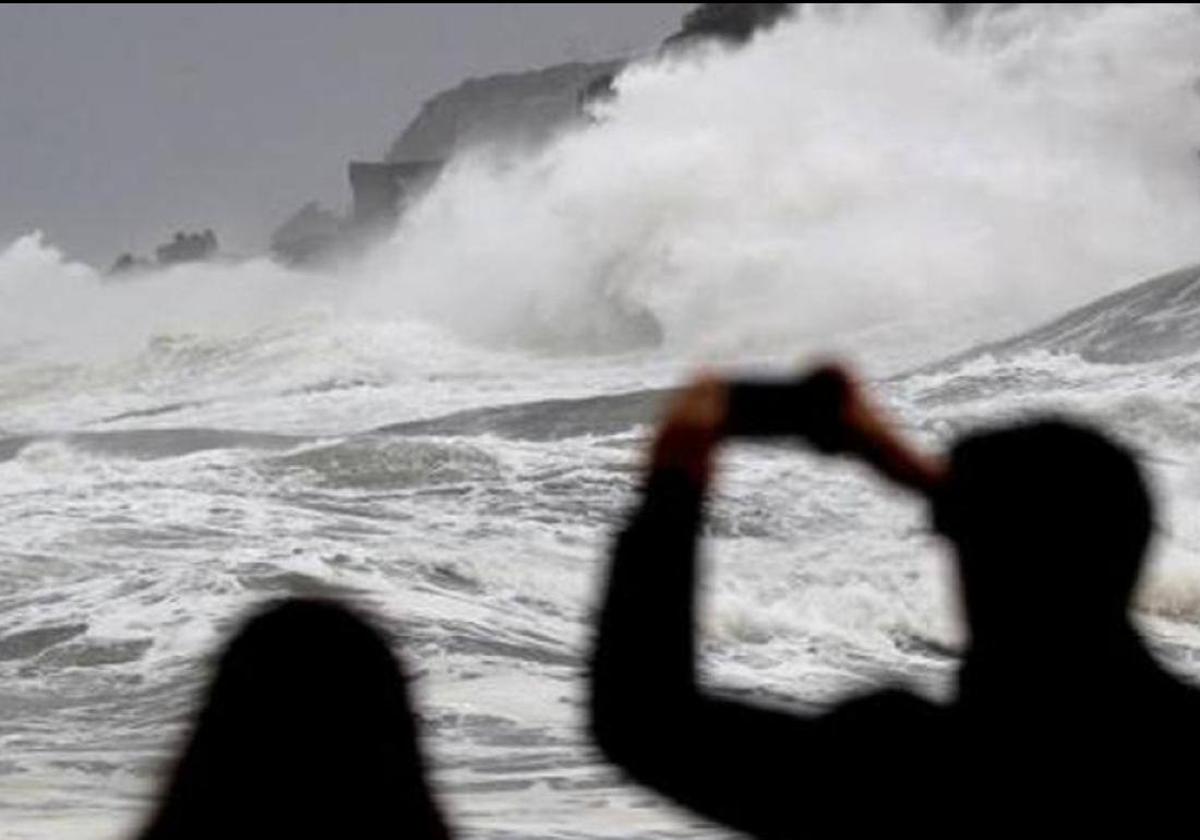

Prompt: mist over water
[
  {"left": 367, "top": 4, "right": 1200, "bottom": 355},
  {"left": 6, "top": 5, "right": 1200, "bottom": 839},
  {"left": 6, "top": 5, "right": 1200, "bottom": 378}
]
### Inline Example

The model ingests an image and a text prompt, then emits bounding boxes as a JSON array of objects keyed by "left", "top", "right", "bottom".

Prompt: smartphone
[{"left": 725, "top": 369, "right": 847, "bottom": 447}]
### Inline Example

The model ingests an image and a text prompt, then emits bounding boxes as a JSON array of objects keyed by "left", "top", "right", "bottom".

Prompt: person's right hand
[{"left": 649, "top": 374, "right": 729, "bottom": 490}]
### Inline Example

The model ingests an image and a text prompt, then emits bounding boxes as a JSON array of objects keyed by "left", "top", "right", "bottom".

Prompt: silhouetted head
[
  {"left": 932, "top": 420, "right": 1153, "bottom": 641},
  {"left": 139, "top": 598, "right": 449, "bottom": 840}
]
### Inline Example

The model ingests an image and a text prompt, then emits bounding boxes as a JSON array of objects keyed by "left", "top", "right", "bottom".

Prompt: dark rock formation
[
  {"left": 267, "top": 164, "right": 444, "bottom": 264},
  {"left": 348, "top": 160, "right": 442, "bottom": 233},
  {"left": 276, "top": 57, "right": 618, "bottom": 262},
  {"left": 269, "top": 5, "right": 802, "bottom": 269},
  {"left": 381, "top": 4, "right": 801, "bottom": 170},
  {"left": 108, "top": 252, "right": 153, "bottom": 276},
  {"left": 663, "top": 3, "right": 795, "bottom": 48},
  {"left": 155, "top": 229, "right": 218, "bottom": 266},
  {"left": 270, "top": 202, "right": 344, "bottom": 266},
  {"left": 578, "top": 71, "right": 619, "bottom": 112},
  {"left": 107, "top": 229, "right": 219, "bottom": 276},
  {"left": 385, "top": 60, "right": 623, "bottom": 164}
]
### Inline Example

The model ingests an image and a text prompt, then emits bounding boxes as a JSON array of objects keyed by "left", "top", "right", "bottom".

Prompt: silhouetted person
[
  {"left": 590, "top": 368, "right": 1200, "bottom": 834},
  {"left": 138, "top": 598, "right": 450, "bottom": 840}
]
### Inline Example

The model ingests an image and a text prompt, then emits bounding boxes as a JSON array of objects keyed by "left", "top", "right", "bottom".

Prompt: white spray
[
  {"left": 4, "top": 5, "right": 1200, "bottom": 382},
  {"left": 355, "top": 4, "right": 1200, "bottom": 355}
]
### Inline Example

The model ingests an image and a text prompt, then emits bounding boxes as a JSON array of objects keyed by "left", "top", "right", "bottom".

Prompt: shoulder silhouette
[{"left": 591, "top": 373, "right": 1200, "bottom": 836}]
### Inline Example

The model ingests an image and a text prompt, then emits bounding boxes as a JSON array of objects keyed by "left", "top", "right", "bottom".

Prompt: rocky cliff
[
  {"left": 384, "top": 59, "right": 623, "bottom": 164},
  {"left": 382, "top": 4, "right": 800, "bottom": 164},
  {"left": 272, "top": 4, "right": 800, "bottom": 266}
]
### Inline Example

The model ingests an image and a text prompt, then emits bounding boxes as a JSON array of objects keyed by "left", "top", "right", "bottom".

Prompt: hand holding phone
[
  {"left": 724, "top": 364, "right": 946, "bottom": 495},
  {"left": 724, "top": 366, "right": 849, "bottom": 448}
]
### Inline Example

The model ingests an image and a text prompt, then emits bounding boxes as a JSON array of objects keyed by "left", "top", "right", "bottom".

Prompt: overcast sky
[{"left": 0, "top": 4, "right": 691, "bottom": 266}]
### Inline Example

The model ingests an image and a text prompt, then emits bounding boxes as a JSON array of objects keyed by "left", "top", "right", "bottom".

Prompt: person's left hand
[{"left": 823, "top": 365, "right": 947, "bottom": 495}]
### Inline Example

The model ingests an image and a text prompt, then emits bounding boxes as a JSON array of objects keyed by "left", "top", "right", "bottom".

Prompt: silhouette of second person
[
  {"left": 590, "top": 367, "right": 1200, "bottom": 834},
  {"left": 137, "top": 598, "right": 450, "bottom": 840}
]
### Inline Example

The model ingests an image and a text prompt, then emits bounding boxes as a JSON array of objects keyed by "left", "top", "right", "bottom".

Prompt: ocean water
[{"left": 6, "top": 5, "right": 1200, "bottom": 838}]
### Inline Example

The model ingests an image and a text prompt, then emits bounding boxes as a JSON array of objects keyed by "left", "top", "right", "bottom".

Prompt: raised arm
[{"left": 588, "top": 371, "right": 945, "bottom": 837}]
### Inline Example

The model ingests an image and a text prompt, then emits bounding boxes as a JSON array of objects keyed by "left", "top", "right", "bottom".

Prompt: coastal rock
[
  {"left": 267, "top": 5, "right": 802, "bottom": 267},
  {"left": 107, "top": 229, "right": 219, "bottom": 276},
  {"left": 348, "top": 160, "right": 442, "bottom": 234},
  {"left": 385, "top": 60, "right": 623, "bottom": 163},
  {"left": 155, "top": 229, "right": 218, "bottom": 266},
  {"left": 269, "top": 202, "right": 344, "bottom": 266},
  {"left": 108, "top": 252, "right": 153, "bottom": 276},
  {"left": 663, "top": 3, "right": 795, "bottom": 49}
]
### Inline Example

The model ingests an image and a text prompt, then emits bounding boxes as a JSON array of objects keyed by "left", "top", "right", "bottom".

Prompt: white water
[{"left": 4, "top": 5, "right": 1200, "bottom": 838}]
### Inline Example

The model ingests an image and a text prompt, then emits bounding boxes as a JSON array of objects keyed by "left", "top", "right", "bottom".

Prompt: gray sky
[{"left": 0, "top": 4, "right": 691, "bottom": 266}]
